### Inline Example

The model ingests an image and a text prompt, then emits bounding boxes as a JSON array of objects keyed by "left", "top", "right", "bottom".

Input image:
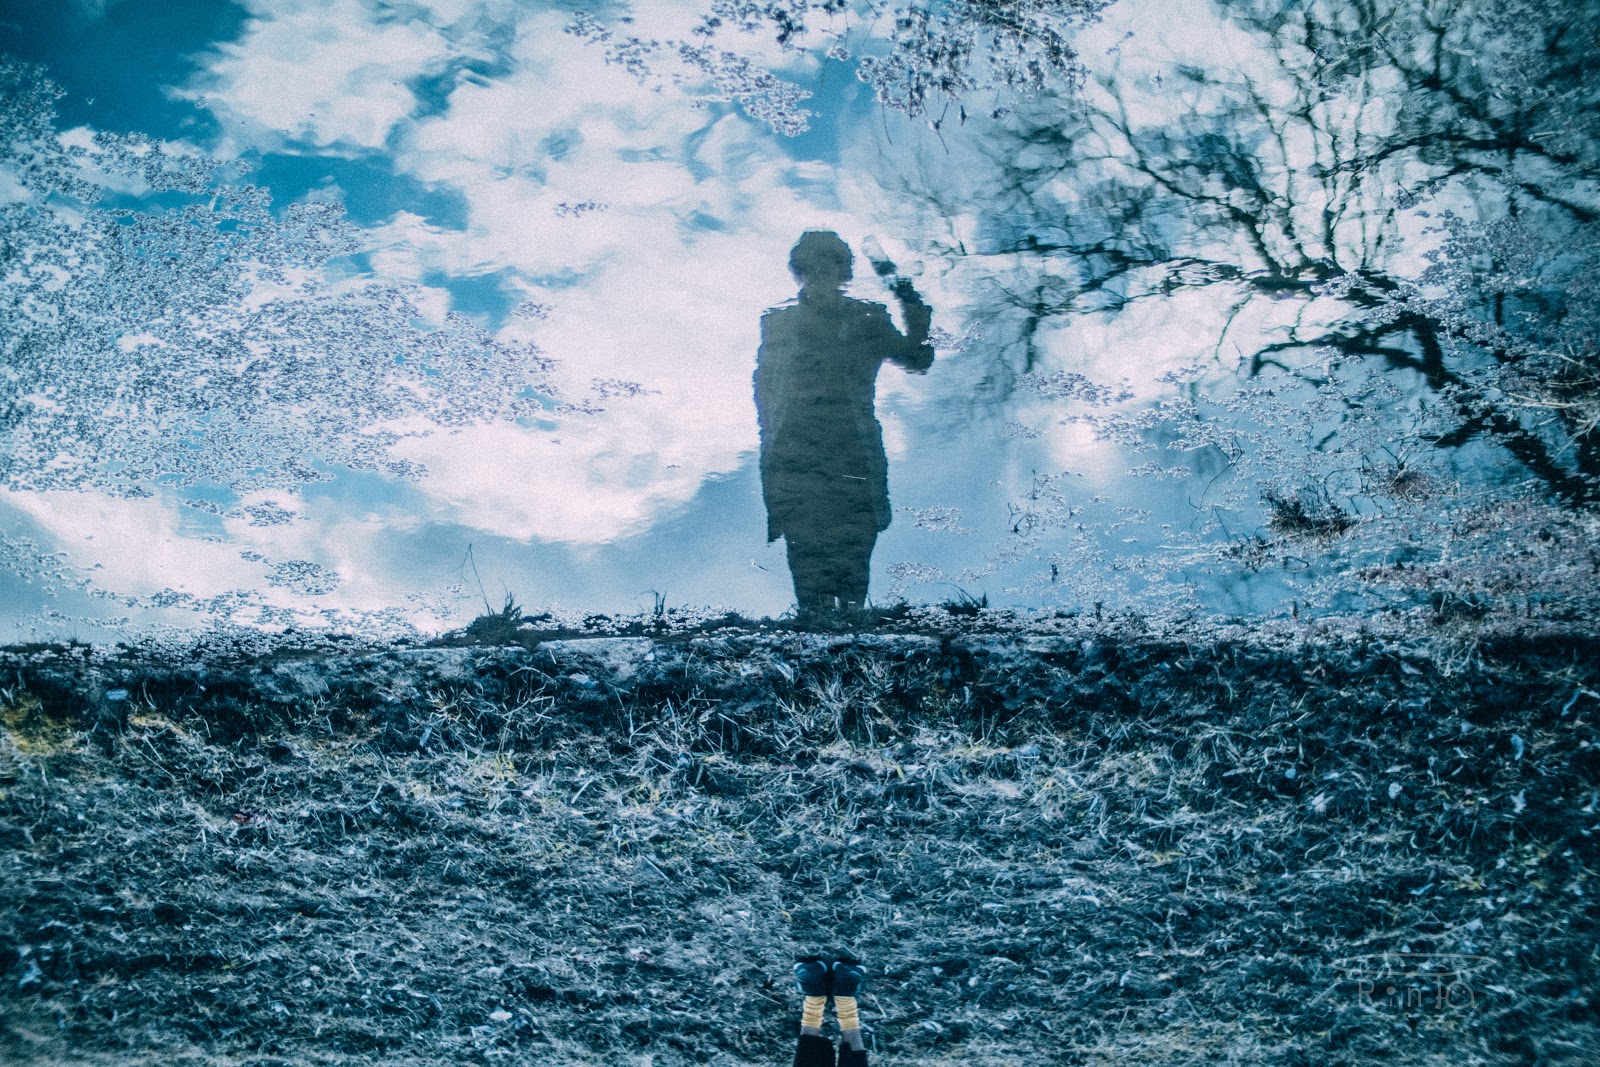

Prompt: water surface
[{"left": 2, "top": 0, "right": 1593, "bottom": 639}]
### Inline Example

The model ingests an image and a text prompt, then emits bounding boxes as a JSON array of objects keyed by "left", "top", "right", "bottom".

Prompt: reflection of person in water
[
  {"left": 793, "top": 955, "right": 868, "bottom": 1067},
  {"left": 755, "top": 231, "right": 934, "bottom": 616}
]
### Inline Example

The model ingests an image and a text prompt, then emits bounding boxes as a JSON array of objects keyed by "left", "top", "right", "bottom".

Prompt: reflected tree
[
  {"left": 567, "top": 0, "right": 1113, "bottom": 133},
  {"left": 889, "top": 0, "right": 1600, "bottom": 621},
  {"left": 0, "top": 59, "right": 575, "bottom": 631},
  {"left": 0, "top": 60, "right": 562, "bottom": 503}
]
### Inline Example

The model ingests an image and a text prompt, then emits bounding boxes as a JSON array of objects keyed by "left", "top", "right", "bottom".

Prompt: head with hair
[{"left": 788, "top": 230, "right": 853, "bottom": 285}]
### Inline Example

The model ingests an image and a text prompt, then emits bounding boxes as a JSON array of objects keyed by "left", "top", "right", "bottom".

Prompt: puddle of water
[{"left": 1, "top": 0, "right": 1593, "bottom": 640}]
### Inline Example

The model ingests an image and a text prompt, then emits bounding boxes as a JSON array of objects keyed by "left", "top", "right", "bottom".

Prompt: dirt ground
[{"left": 1, "top": 622, "right": 1597, "bottom": 1065}]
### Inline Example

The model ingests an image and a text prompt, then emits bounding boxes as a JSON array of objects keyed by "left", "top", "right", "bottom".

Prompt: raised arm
[
  {"left": 889, "top": 280, "right": 934, "bottom": 373},
  {"left": 861, "top": 288, "right": 934, "bottom": 373},
  {"left": 860, "top": 237, "right": 933, "bottom": 373}
]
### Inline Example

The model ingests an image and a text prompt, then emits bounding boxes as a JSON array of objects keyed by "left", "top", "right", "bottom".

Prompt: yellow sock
[
  {"left": 835, "top": 996, "right": 860, "bottom": 1032},
  {"left": 801, "top": 996, "right": 826, "bottom": 1029}
]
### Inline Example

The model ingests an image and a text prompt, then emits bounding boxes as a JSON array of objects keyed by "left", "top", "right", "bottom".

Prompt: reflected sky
[{"left": 3, "top": 0, "right": 1545, "bottom": 639}]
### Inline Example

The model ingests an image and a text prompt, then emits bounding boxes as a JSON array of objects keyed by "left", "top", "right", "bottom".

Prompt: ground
[{"left": 1, "top": 620, "right": 1597, "bottom": 1065}]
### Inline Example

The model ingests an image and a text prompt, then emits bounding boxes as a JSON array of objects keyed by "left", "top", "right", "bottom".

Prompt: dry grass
[{"left": 1, "top": 631, "right": 1597, "bottom": 1065}]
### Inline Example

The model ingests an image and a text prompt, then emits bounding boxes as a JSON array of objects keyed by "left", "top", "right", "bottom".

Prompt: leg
[
  {"left": 784, "top": 535, "right": 833, "bottom": 616},
  {"left": 832, "top": 957, "right": 868, "bottom": 1066},
  {"left": 838, "top": 528, "right": 877, "bottom": 612},
  {"left": 786, "top": 511, "right": 877, "bottom": 617},
  {"left": 793, "top": 957, "right": 834, "bottom": 1067}
]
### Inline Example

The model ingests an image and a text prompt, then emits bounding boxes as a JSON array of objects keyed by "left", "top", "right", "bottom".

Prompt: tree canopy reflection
[{"left": 885, "top": 0, "right": 1600, "bottom": 623}]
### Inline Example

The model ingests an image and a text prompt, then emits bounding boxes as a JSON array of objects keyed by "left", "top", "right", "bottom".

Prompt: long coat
[{"left": 754, "top": 294, "right": 933, "bottom": 544}]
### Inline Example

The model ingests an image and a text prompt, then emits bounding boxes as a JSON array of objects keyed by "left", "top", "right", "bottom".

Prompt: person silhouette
[
  {"left": 793, "top": 955, "right": 868, "bottom": 1067},
  {"left": 754, "top": 231, "right": 934, "bottom": 617}
]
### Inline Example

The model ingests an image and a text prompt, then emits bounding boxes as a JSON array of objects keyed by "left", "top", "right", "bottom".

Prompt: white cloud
[
  {"left": 186, "top": 0, "right": 455, "bottom": 152},
  {"left": 3, "top": 489, "right": 263, "bottom": 598},
  {"left": 175, "top": 0, "right": 857, "bottom": 551},
  {"left": 392, "top": 418, "right": 722, "bottom": 544},
  {"left": 4, "top": 485, "right": 376, "bottom": 603},
  {"left": 337, "top": 15, "right": 878, "bottom": 544}
]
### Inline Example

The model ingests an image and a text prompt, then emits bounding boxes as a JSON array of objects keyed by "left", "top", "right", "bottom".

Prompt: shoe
[
  {"left": 830, "top": 956, "right": 865, "bottom": 997},
  {"left": 837, "top": 1048, "right": 868, "bottom": 1067},
  {"left": 795, "top": 956, "right": 830, "bottom": 997},
  {"left": 795, "top": 1033, "right": 837, "bottom": 1067}
]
